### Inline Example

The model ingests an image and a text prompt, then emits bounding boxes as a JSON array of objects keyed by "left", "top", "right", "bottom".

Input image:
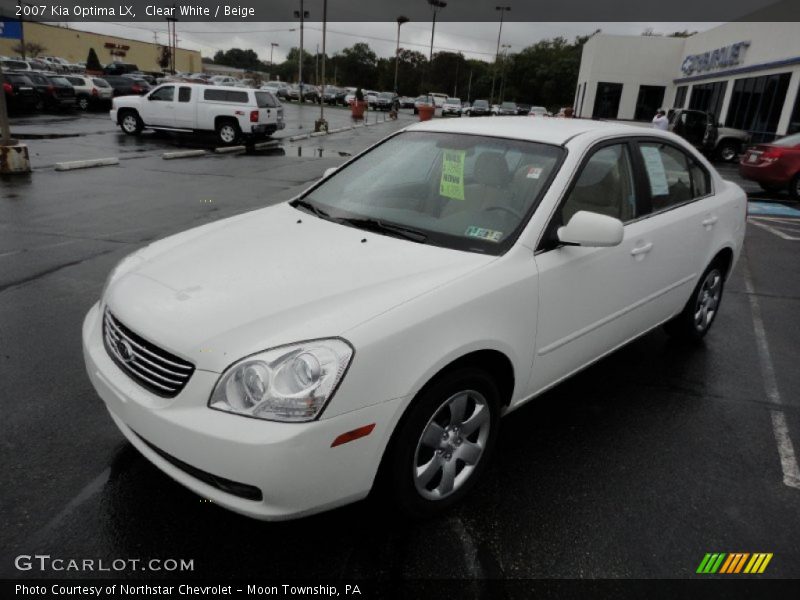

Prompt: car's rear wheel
[
  {"left": 717, "top": 140, "right": 740, "bottom": 163},
  {"left": 664, "top": 261, "right": 725, "bottom": 341},
  {"left": 790, "top": 173, "right": 800, "bottom": 201},
  {"left": 383, "top": 368, "right": 500, "bottom": 518},
  {"left": 216, "top": 120, "right": 240, "bottom": 146},
  {"left": 119, "top": 111, "right": 143, "bottom": 135}
]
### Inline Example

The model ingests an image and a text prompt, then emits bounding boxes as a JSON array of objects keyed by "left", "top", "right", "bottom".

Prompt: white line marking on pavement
[
  {"left": 743, "top": 256, "right": 800, "bottom": 490},
  {"left": 748, "top": 218, "right": 800, "bottom": 240}
]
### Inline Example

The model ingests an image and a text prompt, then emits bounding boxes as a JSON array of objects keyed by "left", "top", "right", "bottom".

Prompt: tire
[
  {"left": 759, "top": 182, "right": 782, "bottom": 194},
  {"left": 717, "top": 140, "right": 740, "bottom": 163},
  {"left": 216, "top": 120, "right": 240, "bottom": 146},
  {"left": 664, "top": 261, "right": 726, "bottom": 341},
  {"left": 382, "top": 367, "right": 501, "bottom": 518},
  {"left": 790, "top": 173, "right": 800, "bottom": 201},
  {"left": 119, "top": 110, "right": 143, "bottom": 136},
  {"left": 77, "top": 96, "right": 90, "bottom": 111}
]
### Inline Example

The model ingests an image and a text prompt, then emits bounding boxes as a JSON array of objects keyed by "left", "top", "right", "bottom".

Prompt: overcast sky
[{"left": 64, "top": 21, "right": 721, "bottom": 64}]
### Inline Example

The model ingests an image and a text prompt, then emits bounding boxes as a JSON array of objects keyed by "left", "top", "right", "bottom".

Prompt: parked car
[
  {"left": 365, "top": 91, "right": 379, "bottom": 107},
  {"left": 103, "top": 62, "right": 140, "bottom": 76},
  {"left": 739, "top": 132, "right": 800, "bottom": 199},
  {"left": 442, "top": 97, "right": 462, "bottom": 117},
  {"left": 461, "top": 102, "right": 471, "bottom": 115},
  {"left": 2, "top": 73, "right": 38, "bottom": 112},
  {"left": 1, "top": 58, "right": 36, "bottom": 72},
  {"left": 429, "top": 92, "right": 447, "bottom": 108},
  {"left": 103, "top": 75, "right": 150, "bottom": 97},
  {"left": 668, "top": 108, "right": 750, "bottom": 163},
  {"left": 516, "top": 103, "right": 531, "bottom": 116},
  {"left": 528, "top": 106, "right": 550, "bottom": 117},
  {"left": 321, "top": 85, "right": 342, "bottom": 105},
  {"left": 413, "top": 94, "right": 434, "bottom": 115},
  {"left": 495, "top": 101, "right": 517, "bottom": 116},
  {"left": 83, "top": 118, "right": 745, "bottom": 521},
  {"left": 399, "top": 96, "right": 415, "bottom": 109},
  {"left": 469, "top": 99, "right": 490, "bottom": 117},
  {"left": 375, "top": 91, "right": 397, "bottom": 111},
  {"left": 210, "top": 76, "right": 238, "bottom": 87},
  {"left": 17, "top": 72, "right": 76, "bottom": 111},
  {"left": 260, "top": 81, "right": 290, "bottom": 100},
  {"left": 111, "top": 83, "right": 285, "bottom": 145},
  {"left": 63, "top": 75, "right": 114, "bottom": 110}
]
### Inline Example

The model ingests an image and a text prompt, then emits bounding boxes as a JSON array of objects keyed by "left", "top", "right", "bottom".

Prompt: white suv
[
  {"left": 110, "top": 83, "right": 285, "bottom": 145},
  {"left": 63, "top": 75, "right": 114, "bottom": 110}
]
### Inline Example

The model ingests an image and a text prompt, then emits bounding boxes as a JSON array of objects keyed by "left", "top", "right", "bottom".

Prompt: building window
[
  {"left": 788, "top": 87, "right": 800, "bottom": 135},
  {"left": 674, "top": 86, "right": 688, "bottom": 109},
  {"left": 592, "top": 82, "right": 623, "bottom": 119},
  {"left": 726, "top": 73, "right": 791, "bottom": 143},
  {"left": 634, "top": 85, "right": 666, "bottom": 121},
  {"left": 688, "top": 81, "right": 727, "bottom": 123}
]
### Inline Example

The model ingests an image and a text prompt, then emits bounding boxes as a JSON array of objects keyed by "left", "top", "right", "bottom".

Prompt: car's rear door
[{"left": 173, "top": 86, "right": 195, "bottom": 129}]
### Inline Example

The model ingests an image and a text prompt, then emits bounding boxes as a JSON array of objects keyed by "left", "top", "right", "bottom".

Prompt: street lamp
[
  {"left": 499, "top": 44, "right": 511, "bottom": 103},
  {"left": 269, "top": 42, "right": 279, "bottom": 67},
  {"left": 426, "top": 0, "right": 447, "bottom": 93},
  {"left": 491, "top": 5, "right": 511, "bottom": 105},
  {"left": 394, "top": 16, "right": 409, "bottom": 94},
  {"left": 293, "top": 1, "right": 310, "bottom": 103},
  {"left": 316, "top": 0, "right": 328, "bottom": 132}
]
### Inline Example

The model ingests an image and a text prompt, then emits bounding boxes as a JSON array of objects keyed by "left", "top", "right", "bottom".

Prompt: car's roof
[
  {"left": 157, "top": 82, "right": 256, "bottom": 92},
  {"left": 408, "top": 116, "right": 660, "bottom": 146}
]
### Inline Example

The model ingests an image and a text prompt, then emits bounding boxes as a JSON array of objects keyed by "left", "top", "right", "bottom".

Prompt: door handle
[
  {"left": 630, "top": 242, "right": 653, "bottom": 257},
  {"left": 701, "top": 215, "right": 718, "bottom": 229}
]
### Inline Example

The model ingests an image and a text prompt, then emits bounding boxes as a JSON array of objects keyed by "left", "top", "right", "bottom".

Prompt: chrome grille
[{"left": 103, "top": 309, "right": 194, "bottom": 397}]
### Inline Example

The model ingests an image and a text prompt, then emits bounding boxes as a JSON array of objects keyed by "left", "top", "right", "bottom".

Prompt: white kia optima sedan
[{"left": 83, "top": 118, "right": 746, "bottom": 520}]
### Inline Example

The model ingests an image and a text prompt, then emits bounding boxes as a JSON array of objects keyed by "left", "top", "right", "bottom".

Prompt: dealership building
[{"left": 575, "top": 21, "right": 800, "bottom": 142}]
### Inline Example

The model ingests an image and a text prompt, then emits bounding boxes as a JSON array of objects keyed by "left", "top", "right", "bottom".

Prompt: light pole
[
  {"left": 499, "top": 44, "right": 511, "bottom": 103},
  {"left": 394, "top": 16, "right": 409, "bottom": 93},
  {"left": 316, "top": 0, "right": 328, "bottom": 132},
  {"left": 426, "top": 0, "right": 447, "bottom": 91},
  {"left": 293, "top": 1, "right": 309, "bottom": 102},
  {"left": 269, "top": 42, "right": 279, "bottom": 67},
  {"left": 490, "top": 5, "right": 510, "bottom": 105}
]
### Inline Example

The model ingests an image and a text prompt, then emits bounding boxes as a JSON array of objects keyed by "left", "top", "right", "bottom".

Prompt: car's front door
[
  {"left": 141, "top": 85, "right": 176, "bottom": 127},
  {"left": 528, "top": 141, "right": 677, "bottom": 394}
]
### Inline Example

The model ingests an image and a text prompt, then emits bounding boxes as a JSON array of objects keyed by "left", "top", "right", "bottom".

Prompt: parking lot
[{"left": 1, "top": 106, "right": 800, "bottom": 589}]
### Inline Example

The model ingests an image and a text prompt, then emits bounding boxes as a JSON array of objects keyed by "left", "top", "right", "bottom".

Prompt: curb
[
  {"left": 289, "top": 134, "right": 310, "bottom": 142},
  {"left": 162, "top": 150, "right": 208, "bottom": 160},
  {"left": 54, "top": 157, "right": 119, "bottom": 171},
  {"left": 214, "top": 145, "right": 246, "bottom": 154},
  {"left": 253, "top": 140, "right": 281, "bottom": 150}
]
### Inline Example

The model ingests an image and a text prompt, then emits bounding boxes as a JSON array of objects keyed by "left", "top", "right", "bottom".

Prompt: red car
[{"left": 739, "top": 132, "right": 800, "bottom": 199}]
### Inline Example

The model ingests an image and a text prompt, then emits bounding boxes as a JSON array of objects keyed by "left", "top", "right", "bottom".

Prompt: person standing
[{"left": 652, "top": 109, "right": 669, "bottom": 131}]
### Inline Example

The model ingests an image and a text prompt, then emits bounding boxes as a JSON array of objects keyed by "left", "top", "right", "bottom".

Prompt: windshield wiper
[
  {"left": 291, "top": 199, "right": 331, "bottom": 220},
  {"left": 338, "top": 217, "right": 428, "bottom": 243}
]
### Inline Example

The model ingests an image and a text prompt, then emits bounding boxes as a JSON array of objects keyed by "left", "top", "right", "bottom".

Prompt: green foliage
[
  {"left": 86, "top": 48, "right": 102, "bottom": 71},
  {"left": 212, "top": 48, "right": 267, "bottom": 72}
]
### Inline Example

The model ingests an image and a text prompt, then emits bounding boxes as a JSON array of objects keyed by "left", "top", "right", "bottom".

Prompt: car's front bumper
[{"left": 82, "top": 302, "right": 402, "bottom": 520}]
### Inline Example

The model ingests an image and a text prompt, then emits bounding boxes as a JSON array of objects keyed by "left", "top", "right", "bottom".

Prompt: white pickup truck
[{"left": 110, "top": 83, "right": 285, "bottom": 145}]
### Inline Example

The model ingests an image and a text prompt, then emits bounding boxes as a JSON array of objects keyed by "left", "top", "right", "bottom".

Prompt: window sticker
[
  {"left": 640, "top": 146, "right": 669, "bottom": 196},
  {"left": 465, "top": 226, "right": 503, "bottom": 242},
  {"left": 526, "top": 166, "right": 543, "bottom": 179},
  {"left": 440, "top": 149, "right": 466, "bottom": 200}
]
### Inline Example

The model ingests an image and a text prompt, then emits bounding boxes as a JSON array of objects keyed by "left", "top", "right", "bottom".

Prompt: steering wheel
[{"left": 482, "top": 205, "right": 523, "bottom": 220}]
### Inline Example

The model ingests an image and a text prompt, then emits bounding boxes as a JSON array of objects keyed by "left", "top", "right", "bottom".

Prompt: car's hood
[{"left": 107, "top": 203, "right": 494, "bottom": 372}]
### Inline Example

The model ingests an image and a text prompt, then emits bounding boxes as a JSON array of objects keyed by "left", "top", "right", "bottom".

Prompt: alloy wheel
[
  {"left": 694, "top": 269, "right": 722, "bottom": 333},
  {"left": 219, "top": 125, "right": 237, "bottom": 144}
]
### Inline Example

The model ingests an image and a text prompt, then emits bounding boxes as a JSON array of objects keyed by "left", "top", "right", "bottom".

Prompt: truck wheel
[
  {"left": 216, "top": 120, "right": 241, "bottom": 146},
  {"left": 119, "top": 111, "right": 143, "bottom": 136},
  {"left": 717, "top": 140, "right": 740, "bottom": 163}
]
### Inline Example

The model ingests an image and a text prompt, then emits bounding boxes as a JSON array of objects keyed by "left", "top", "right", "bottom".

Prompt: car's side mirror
[
  {"left": 557, "top": 210, "right": 624, "bottom": 247},
  {"left": 323, "top": 167, "right": 337, "bottom": 178}
]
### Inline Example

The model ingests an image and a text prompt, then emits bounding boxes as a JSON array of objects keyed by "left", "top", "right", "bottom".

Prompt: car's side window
[
  {"left": 150, "top": 86, "right": 174, "bottom": 102},
  {"left": 178, "top": 87, "right": 191, "bottom": 102},
  {"left": 637, "top": 142, "right": 708, "bottom": 212},
  {"left": 560, "top": 143, "right": 637, "bottom": 226}
]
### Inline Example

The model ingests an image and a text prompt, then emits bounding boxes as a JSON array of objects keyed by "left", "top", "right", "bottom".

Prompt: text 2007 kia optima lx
[{"left": 83, "top": 118, "right": 746, "bottom": 520}]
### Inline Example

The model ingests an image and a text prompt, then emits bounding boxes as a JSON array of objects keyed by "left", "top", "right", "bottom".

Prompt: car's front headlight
[{"left": 209, "top": 339, "right": 354, "bottom": 422}]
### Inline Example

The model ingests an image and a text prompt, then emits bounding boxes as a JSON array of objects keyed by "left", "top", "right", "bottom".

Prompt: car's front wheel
[
  {"left": 717, "top": 140, "right": 741, "bottom": 163},
  {"left": 119, "top": 110, "right": 143, "bottom": 135},
  {"left": 384, "top": 367, "right": 500, "bottom": 518},
  {"left": 664, "top": 261, "right": 726, "bottom": 341}
]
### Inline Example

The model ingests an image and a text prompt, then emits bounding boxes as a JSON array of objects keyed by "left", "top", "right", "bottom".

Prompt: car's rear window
[
  {"left": 7, "top": 74, "right": 32, "bottom": 84},
  {"left": 254, "top": 91, "right": 279, "bottom": 108},
  {"left": 3, "top": 60, "right": 28, "bottom": 70},
  {"left": 93, "top": 79, "right": 110, "bottom": 88},
  {"left": 49, "top": 77, "right": 71, "bottom": 86},
  {"left": 203, "top": 89, "right": 249, "bottom": 103}
]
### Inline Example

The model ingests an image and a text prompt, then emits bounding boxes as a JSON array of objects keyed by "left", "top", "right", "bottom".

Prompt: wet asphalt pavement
[{"left": 1, "top": 108, "right": 799, "bottom": 590}]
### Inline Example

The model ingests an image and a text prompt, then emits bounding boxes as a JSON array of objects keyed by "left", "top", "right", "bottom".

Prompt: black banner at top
[{"left": 1, "top": 0, "right": 799, "bottom": 22}]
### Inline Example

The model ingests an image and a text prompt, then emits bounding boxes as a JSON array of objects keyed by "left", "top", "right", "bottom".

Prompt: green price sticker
[{"left": 440, "top": 149, "right": 466, "bottom": 201}]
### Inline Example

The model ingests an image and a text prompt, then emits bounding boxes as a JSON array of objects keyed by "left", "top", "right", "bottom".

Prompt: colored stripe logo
[{"left": 697, "top": 553, "right": 773, "bottom": 574}]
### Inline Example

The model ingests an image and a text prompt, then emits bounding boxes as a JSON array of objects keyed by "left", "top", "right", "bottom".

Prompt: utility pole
[
  {"left": 467, "top": 69, "right": 472, "bottom": 103},
  {"left": 0, "top": 61, "right": 11, "bottom": 145},
  {"left": 490, "top": 6, "right": 511, "bottom": 105},
  {"left": 270, "top": 42, "right": 279, "bottom": 67},
  {"left": 499, "top": 44, "right": 511, "bottom": 103},
  {"left": 316, "top": 0, "right": 328, "bottom": 131},
  {"left": 315, "top": 43, "right": 319, "bottom": 86},
  {"left": 394, "top": 16, "right": 409, "bottom": 93},
  {"left": 16, "top": 1, "right": 27, "bottom": 59},
  {"left": 294, "top": 1, "right": 308, "bottom": 102},
  {"left": 426, "top": 0, "right": 447, "bottom": 92}
]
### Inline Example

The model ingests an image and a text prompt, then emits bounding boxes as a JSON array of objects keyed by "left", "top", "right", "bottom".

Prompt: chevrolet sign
[{"left": 681, "top": 41, "right": 750, "bottom": 76}]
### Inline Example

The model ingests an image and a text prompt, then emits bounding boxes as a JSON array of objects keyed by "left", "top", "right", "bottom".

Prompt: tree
[
  {"left": 12, "top": 42, "right": 46, "bottom": 57},
  {"left": 86, "top": 48, "right": 102, "bottom": 71},
  {"left": 157, "top": 45, "right": 171, "bottom": 71},
  {"left": 213, "top": 48, "right": 266, "bottom": 71},
  {"left": 336, "top": 43, "right": 379, "bottom": 89}
]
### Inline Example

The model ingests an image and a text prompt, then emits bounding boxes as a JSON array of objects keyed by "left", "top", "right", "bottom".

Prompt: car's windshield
[
  {"left": 773, "top": 133, "right": 800, "bottom": 147},
  {"left": 446, "top": 98, "right": 460, "bottom": 104},
  {"left": 501, "top": 102, "right": 516, "bottom": 109},
  {"left": 474, "top": 100, "right": 488, "bottom": 108},
  {"left": 296, "top": 131, "right": 564, "bottom": 255}
]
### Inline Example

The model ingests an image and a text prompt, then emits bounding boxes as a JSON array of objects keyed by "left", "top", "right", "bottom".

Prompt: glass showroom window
[{"left": 726, "top": 73, "right": 790, "bottom": 143}]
